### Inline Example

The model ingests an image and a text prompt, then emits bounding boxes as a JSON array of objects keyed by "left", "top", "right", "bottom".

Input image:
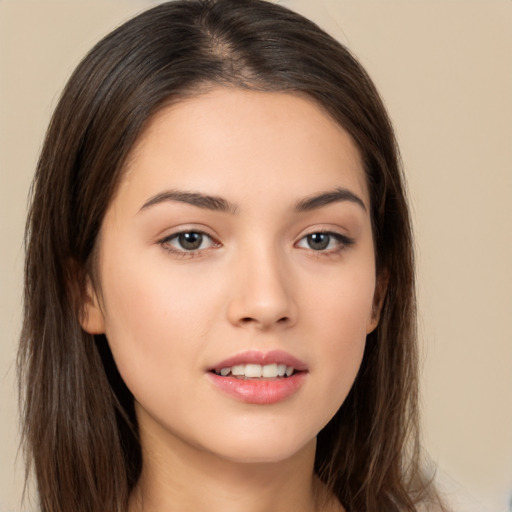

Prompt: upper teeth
[{"left": 217, "top": 363, "right": 294, "bottom": 378}]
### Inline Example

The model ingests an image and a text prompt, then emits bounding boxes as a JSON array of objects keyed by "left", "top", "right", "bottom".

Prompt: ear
[
  {"left": 366, "top": 270, "right": 389, "bottom": 334},
  {"left": 80, "top": 276, "right": 105, "bottom": 334}
]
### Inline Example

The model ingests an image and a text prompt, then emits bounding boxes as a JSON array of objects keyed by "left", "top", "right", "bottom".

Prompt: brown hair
[{"left": 19, "top": 1, "right": 444, "bottom": 510}]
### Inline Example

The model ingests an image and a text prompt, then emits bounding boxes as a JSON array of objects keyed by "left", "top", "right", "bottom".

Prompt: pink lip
[{"left": 206, "top": 350, "right": 308, "bottom": 405}]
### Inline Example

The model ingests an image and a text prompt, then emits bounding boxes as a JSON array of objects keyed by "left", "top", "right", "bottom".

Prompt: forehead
[{"left": 119, "top": 87, "right": 369, "bottom": 210}]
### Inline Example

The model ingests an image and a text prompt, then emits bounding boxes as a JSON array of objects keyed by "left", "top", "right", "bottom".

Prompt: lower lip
[{"left": 207, "top": 372, "right": 307, "bottom": 404}]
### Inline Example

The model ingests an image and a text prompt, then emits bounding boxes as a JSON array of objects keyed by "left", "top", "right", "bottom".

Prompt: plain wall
[{"left": 1, "top": 1, "right": 511, "bottom": 511}]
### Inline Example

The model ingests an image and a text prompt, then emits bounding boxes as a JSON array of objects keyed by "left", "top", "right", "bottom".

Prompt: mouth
[{"left": 207, "top": 350, "right": 308, "bottom": 404}]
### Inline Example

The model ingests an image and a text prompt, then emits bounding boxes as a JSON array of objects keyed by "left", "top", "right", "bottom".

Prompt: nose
[{"left": 226, "top": 245, "right": 298, "bottom": 331}]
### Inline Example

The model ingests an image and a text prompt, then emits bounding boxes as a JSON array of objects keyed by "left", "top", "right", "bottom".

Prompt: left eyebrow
[{"left": 294, "top": 187, "right": 367, "bottom": 213}]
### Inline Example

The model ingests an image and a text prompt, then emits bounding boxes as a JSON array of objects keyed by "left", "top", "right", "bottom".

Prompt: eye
[
  {"left": 160, "top": 230, "right": 218, "bottom": 253},
  {"left": 296, "top": 232, "right": 353, "bottom": 252}
]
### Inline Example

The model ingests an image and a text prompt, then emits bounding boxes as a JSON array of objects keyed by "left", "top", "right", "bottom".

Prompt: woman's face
[{"left": 83, "top": 87, "right": 381, "bottom": 464}]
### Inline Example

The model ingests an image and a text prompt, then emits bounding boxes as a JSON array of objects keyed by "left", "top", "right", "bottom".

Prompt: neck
[{"left": 128, "top": 421, "right": 341, "bottom": 512}]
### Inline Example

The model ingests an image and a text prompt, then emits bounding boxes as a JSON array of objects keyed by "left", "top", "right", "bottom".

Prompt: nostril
[{"left": 238, "top": 315, "right": 290, "bottom": 327}]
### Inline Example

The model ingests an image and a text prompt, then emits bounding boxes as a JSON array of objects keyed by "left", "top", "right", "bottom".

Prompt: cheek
[
  {"left": 97, "top": 255, "right": 222, "bottom": 396},
  {"left": 304, "top": 262, "right": 375, "bottom": 407},
  {"left": 306, "top": 253, "right": 376, "bottom": 336}
]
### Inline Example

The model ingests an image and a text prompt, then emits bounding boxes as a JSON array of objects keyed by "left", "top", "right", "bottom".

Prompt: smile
[{"left": 207, "top": 350, "right": 308, "bottom": 404}]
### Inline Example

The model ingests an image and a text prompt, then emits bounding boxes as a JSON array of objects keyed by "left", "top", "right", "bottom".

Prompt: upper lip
[{"left": 208, "top": 350, "right": 308, "bottom": 372}]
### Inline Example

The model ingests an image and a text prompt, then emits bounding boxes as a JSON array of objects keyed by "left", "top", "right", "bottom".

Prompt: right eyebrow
[{"left": 138, "top": 189, "right": 239, "bottom": 215}]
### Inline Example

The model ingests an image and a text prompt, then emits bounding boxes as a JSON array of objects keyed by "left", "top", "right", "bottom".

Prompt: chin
[{"left": 197, "top": 426, "right": 317, "bottom": 465}]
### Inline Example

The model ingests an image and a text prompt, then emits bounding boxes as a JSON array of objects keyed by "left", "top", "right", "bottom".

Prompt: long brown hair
[{"left": 19, "top": 1, "right": 443, "bottom": 510}]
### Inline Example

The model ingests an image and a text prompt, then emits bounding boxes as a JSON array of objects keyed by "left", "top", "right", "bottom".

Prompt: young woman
[{"left": 18, "top": 0, "right": 446, "bottom": 510}]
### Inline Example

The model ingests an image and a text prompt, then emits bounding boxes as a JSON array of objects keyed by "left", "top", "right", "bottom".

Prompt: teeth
[
  {"left": 215, "top": 363, "right": 296, "bottom": 378},
  {"left": 245, "top": 364, "right": 262, "bottom": 378},
  {"left": 231, "top": 365, "right": 244, "bottom": 376},
  {"left": 262, "top": 363, "right": 278, "bottom": 377}
]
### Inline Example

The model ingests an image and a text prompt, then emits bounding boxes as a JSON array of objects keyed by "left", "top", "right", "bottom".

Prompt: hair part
[{"left": 19, "top": 1, "right": 445, "bottom": 510}]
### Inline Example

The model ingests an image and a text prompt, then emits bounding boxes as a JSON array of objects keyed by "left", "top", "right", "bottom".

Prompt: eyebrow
[
  {"left": 294, "top": 187, "right": 367, "bottom": 213},
  {"left": 138, "top": 186, "right": 366, "bottom": 215},
  {"left": 139, "top": 190, "right": 238, "bottom": 214}
]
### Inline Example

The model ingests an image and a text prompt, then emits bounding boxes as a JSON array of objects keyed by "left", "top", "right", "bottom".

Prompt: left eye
[
  {"left": 163, "top": 231, "right": 216, "bottom": 252},
  {"left": 296, "top": 232, "right": 349, "bottom": 251}
]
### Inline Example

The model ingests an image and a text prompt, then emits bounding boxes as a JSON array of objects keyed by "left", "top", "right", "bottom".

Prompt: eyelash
[{"left": 158, "top": 230, "right": 354, "bottom": 259}]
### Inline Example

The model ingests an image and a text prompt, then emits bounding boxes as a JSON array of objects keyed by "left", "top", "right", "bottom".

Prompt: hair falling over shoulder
[{"left": 18, "top": 1, "right": 447, "bottom": 510}]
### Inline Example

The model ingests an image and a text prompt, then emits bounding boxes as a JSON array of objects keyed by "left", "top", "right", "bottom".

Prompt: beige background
[{"left": 1, "top": 1, "right": 511, "bottom": 511}]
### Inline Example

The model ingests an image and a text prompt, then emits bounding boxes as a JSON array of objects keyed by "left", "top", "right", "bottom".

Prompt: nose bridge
[{"left": 227, "top": 237, "right": 296, "bottom": 329}]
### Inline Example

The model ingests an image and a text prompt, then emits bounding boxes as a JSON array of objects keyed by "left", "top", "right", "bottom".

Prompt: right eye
[{"left": 160, "top": 230, "right": 219, "bottom": 255}]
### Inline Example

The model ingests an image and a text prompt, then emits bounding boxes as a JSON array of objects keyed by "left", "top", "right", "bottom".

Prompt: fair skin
[{"left": 82, "top": 87, "right": 382, "bottom": 512}]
